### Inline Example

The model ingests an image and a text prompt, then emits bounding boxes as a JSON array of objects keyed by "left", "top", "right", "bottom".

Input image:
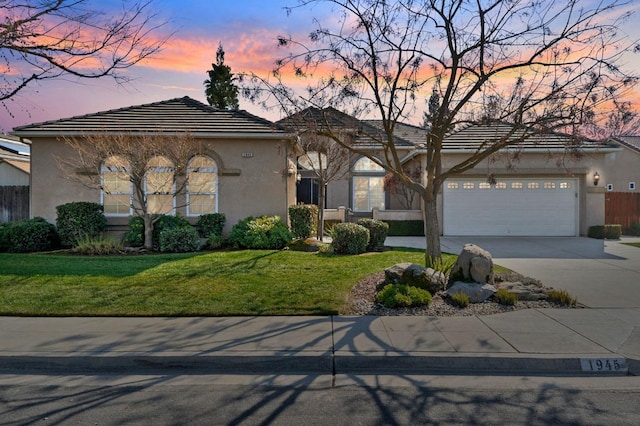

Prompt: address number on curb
[{"left": 580, "top": 357, "right": 628, "bottom": 373}]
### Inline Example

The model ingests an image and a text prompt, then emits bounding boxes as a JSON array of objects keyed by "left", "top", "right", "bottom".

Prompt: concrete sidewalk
[
  {"left": 2, "top": 236, "right": 639, "bottom": 377},
  {"left": 1, "top": 312, "right": 638, "bottom": 376}
]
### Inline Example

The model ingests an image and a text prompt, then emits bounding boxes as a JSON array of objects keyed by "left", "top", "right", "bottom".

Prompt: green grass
[
  {"left": 0, "top": 248, "right": 431, "bottom": 316},
  {"left": 623, "top": 242, "right": 640, "bottom": 248}
]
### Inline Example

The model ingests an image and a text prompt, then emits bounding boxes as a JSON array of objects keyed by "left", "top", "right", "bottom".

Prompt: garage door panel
[{"left": 443, "top": 179, "right": 577, "bottom": 236}]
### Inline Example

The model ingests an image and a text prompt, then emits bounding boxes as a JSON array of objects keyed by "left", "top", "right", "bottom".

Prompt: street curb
[
  {"left": 0, "top": 353, "right": 633, "bottom": 376},
  {"left": 334, "top": 354, "right": 631, "bottom": 376}
]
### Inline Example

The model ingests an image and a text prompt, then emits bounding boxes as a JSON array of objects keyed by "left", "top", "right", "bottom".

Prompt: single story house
[
  {"left": 0, "top": 135, "right": 30, "bottom": 222},
  {"left": 11, "top": 97, "right": 298, "bottom": 234},
  {"left": 281, "top": 108, "right": 620, "bottom": 237}
]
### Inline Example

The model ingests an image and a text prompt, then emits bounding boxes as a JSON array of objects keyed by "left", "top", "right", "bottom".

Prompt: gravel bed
[{"left": 341, "top": 271, "right": 583, "bottom": 316}]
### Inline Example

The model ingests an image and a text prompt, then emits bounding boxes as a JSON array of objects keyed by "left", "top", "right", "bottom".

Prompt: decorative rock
[
  {"left": 498, "top": 282, "right": 548, "bottom": 301},
  {"left": 447, "top": 281, "right": 497, "bottom": 303},
  {"left": 384, "top": 263, "right": 446, "bottom": 294},
  {"left": 455, "top": 244, "right": 494, "bottom": 284},
  {"left": 384, "top": 262, "right": 413, "bottom": 284}
]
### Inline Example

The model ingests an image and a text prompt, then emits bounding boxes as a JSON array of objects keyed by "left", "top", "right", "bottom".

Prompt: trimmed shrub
[
  {"left": 450, "top": 291, "right": 470, "bottom": 308},
  {"left": 124, "top": 215, "right": 191, "bottom": 250},
  {"left": 376, "top": 284, "right": 432, "bottom": 308},
  {"left": 197, "top": 213, "right": 226, "bottom": 238},
  {"left": 124, "top": 216, "right": 145, "bottom": 247},
  {"left": 330, "top": 222, "right": 369, "bottom": 255},
  {"left": 385, "top": 220, "right": 424, "bottom": 236},
  {"left": 0, "top": 224, "right": 9, "bottom": 252},
  {"left": 289, "top": 204, "right": 318, "bottom": 239},
  {"left": 357, "top": 218, "right": 389, "bottom": 251},
  {"left": 7, "top": 217, "right": 58, "bottom": 253},
  {"left": 55, "top": 202, "right": 107, "bottom": 248},
  {"left": 588, "top": 225, "right": 622, "bottom": 239},
  {"left": 630, "top": 222, "right": 640, "bottom": 237},
  {"left": 71, "top": 236, "right": 124, "bottom": 255},
  {"left": 159, "top": 227, "right": 200, "bottom": 253},
  {"left": 605, "top": 224, "right": 622, "bottom": 239},
  {"left": 494, "top": 288, "right": 518, "bottom": 306},
  {"left": 229, "top": 215, "right": 293, "bottom": 250}
]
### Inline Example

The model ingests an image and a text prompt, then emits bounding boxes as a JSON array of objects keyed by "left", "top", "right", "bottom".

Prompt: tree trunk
[
  {"left": 143, "top": 214, "right": 154, "bottom": 250},
  {"left": 317, "top": 179, "right": 325, "bottom": 240},
  {"left": 423, "top": 193, "right": 442, "bottom": 266}
]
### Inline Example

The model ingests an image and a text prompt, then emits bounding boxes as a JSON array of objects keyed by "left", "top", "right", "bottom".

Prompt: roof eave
[{"left": 11, "top": 130, "right": 296, "bottom": 140}]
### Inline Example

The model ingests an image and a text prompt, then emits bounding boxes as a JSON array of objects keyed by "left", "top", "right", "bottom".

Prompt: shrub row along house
[{"left": 11, "top": 96, "right": 637, "bottom": 238}]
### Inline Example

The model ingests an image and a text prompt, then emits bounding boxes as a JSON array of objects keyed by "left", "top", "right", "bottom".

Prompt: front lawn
[
  {"left": 623, "top": 242, "right": 640, "bottom": 248},
  {"left": 0, "top": 248, "right": 431, "bottom": 316}
]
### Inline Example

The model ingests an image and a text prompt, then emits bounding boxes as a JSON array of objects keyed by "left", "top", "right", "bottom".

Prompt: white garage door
[{"left": 443, "top": 178, "right": 578, "bottom": 236}]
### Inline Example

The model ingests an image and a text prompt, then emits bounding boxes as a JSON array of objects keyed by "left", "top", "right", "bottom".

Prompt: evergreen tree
[{"left": 204, "top": 44, "right": 239, "bottom": 110}]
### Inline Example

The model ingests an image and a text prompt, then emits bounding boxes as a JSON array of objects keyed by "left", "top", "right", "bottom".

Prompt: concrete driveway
[{"left": 385, "top": 236, "right": 640, "bottom": 308}]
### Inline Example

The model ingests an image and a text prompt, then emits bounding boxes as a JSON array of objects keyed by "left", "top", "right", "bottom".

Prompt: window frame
[
  {"left": 101, "top": 156, "right": 132, "bottom": 217},
  {"left": 186, "top": 155, "right": 219, "bottom": 216}
]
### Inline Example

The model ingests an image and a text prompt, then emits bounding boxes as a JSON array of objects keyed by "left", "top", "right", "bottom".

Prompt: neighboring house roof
[
  {"left": 11, "top": 97, "right": 290, "bottom": 139},
  {"left": 278, "top": 107, "right": 416, "bottom": 148},
  {"left": 0, "top": 158, "right": 30, "bottom": 174},
  {"left": 441, "top": 122, "right": 618, "bottom": 152},
  {"left": 611, "top": 136, "right": 640, "bottom": 154}
]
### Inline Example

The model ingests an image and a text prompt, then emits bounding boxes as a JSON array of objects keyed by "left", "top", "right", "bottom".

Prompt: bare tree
[
  {"left": 0, "top": 0, "right": 168, "bottom": 107},
  {"left": 279, "top": 107, "right": 351, "bottom": 239},
  {"left": 384, "top": 164, "right": 421, "bottom": 211},
  {"left": 57, "top": 132, "right": 203, "bottom": 250},
  {"left": 243, "top": 0, "right": 638, "bottom": 265}
]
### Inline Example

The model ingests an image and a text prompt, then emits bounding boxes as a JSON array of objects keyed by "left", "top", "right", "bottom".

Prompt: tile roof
[
  {"left": 441, "top": 122, "right": 616, "bottom": 152},
  {"left": 277, "top": 108, "right": 415, "bottom": 148},
  {"left": 611, "top": 136, "right": 640, "bottom": 154},
  {"left": 12, "top": 97, "right": 289, "bottom": 138}
]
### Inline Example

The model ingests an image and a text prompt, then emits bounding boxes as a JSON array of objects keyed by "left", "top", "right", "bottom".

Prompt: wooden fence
[
  {"left": 605, "top": 192, "right": 640, "bottom": 233},
  {"left": 0, "top": 186, "right": 29, "bottom": 223}
]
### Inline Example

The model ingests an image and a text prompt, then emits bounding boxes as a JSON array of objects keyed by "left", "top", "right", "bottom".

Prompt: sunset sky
[{"left": 1, "top": 0, "right": 639, "bottom": 133}]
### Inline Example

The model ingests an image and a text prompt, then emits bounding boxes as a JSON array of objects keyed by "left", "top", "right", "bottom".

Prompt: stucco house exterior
[
  {"left": 11, "top": 97, "right": 298, "bottom": 235},
  {"left": 604, "top": 136, "right": 640, "bottom": 193},
  {"left": 283, "top": 108, "right": 620, "bottom": 237}
]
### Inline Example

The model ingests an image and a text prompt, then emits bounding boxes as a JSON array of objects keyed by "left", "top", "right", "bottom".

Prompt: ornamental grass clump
[
  {"left": 71, "top": 236, "right": 124, "bottom": 255},
  {"left": 547, "top": 289, "right": 577, "bottom": 307},
  {"left": 450, "top": 291, "right": 469, "bottom": 308},
  {"left": 494, "top": 288, "right": 518, "bottom": 306},
  {"left": 376, "top": 284, "right": 432, "bottom": 308}
]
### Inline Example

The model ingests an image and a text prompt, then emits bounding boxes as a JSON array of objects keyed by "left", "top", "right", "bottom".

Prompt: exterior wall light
[{"left": 593, "top": 171, "right": 600, "bottom": 186}]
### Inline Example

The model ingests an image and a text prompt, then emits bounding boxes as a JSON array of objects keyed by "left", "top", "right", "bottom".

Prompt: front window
[
  {"left": 353, "top": 157, "right": 385, "bottom": 211},
  {"left": 145, "top": 156, "right": 174, "bottom": 215},
  {"left": 187, "top": 156, "right": 218, "bottom": 215},
  {"left": 102, "top": 156, "right": 131, "bottom": 216}
]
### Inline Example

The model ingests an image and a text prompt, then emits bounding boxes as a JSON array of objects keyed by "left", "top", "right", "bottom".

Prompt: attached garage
[{"left": 443, "top": 178, "right": 579, "bottom": 236}]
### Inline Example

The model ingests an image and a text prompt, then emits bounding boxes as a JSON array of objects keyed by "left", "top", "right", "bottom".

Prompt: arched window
[
  {"left": 145, "top": 156, "right": 174, "bottom": 215},
  {"left": 352, "top": 157, "right": 385, "bottom": 211},
  {"left": 101, "top": 156, "right": 131, "bottom": 216},
  {"left": 187, "top": 156, "right": 218, "bottom": 216}
]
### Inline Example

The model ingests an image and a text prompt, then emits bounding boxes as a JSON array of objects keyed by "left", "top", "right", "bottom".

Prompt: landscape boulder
[
  {"left": 454, "top": 244, "right": 494, "bottom": 284},
  {"left": 447, "top": 281, "right": 497, "bottom": 303},
  {"left": 497, "top": 281, "right": 548, "bottom": 301},
  {"left": 384, "top": 263, "right": 447, "bottom": 294}
]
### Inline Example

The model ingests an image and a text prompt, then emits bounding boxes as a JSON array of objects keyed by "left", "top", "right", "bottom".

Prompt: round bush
[
  {"left": 55, "top": 202, "right": 107, "bottom": 248},
  {"left": 376, "top": 284, "right": 432, "bottom": 308},
  {"left": 357, "top": 218, "right": 389, "bottom": 251},
  {"left": 330, "top": 222, "right": 369, "bottom": 254},
  {"left": 159, "top": 227, "right": 200, "bottom": 253},
  {"left": 197, "top": 213, "right": 226, "bottom": 238},
  {"left": 229, "top": 215, "right": 293, "bottom": 250},
  {"left": 289, "top": 204, "right": 318, "bottom": 239},
  {"left": 7, "top": 217, "right": 58, "bottom": 253},
  {"left": 124, "top": 215, "right": 191, "bottom": 250}
]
